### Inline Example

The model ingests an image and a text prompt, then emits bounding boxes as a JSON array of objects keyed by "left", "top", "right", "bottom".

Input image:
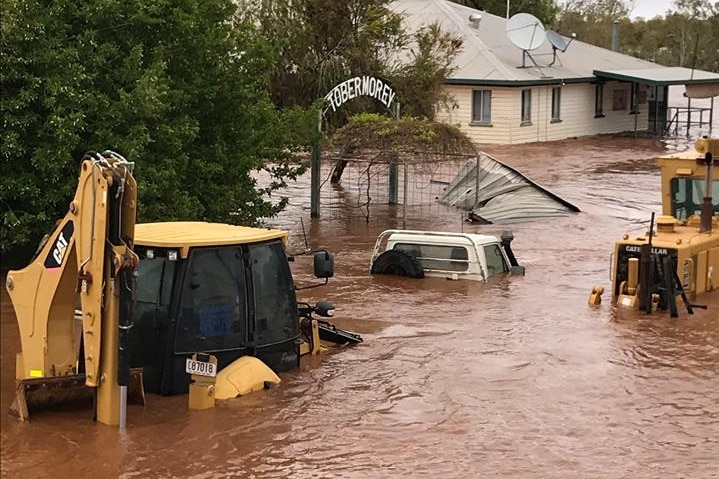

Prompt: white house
[{"left": 390, "top": 0, "right": 719, "bottom": 145}]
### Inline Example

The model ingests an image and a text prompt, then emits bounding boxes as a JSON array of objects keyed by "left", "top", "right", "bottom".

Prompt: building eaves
[{"left": 390, "top": 0, "right": 717, "bottom": 88}]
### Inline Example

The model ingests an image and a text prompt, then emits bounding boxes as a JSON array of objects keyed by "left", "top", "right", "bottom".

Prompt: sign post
[{"left": 311, "top": 109, "right": 322, "bottom": 218}]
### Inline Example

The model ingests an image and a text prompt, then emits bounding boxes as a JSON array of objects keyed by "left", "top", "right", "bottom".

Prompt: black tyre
[{"left": 370, "top": 250, "right": 424, "bottom": 278}]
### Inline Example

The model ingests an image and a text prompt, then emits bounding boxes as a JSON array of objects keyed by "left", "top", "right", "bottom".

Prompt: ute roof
[
  {"left": 386, "top": 230, "right": 499, "bottom": 247},
  {"left": 135, "top": 222, "right": 288, "bottom": 258}
]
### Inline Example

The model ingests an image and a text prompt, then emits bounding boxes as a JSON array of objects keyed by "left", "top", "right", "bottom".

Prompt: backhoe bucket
[{"left": 9, "top": 368, "right": 145, "bottom": 421}]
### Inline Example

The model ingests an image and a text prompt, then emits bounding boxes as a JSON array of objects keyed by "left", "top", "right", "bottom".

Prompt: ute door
[{"left": 483, "top": 243, "right": 510, "bottom": 278}]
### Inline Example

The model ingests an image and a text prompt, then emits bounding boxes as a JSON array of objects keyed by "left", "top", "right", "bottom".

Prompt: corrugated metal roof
[
  {"left": 390, "top": 0, "right": 718, "bottom": 86},
  {"left": 594, "top": 67, "right": 719, "bottom": 85},
  {"left": 135, "top": 222, "right": 288, "bottom": 258},
  {"left": 438, "top": 152, "right": 580, "bottom": 223}
]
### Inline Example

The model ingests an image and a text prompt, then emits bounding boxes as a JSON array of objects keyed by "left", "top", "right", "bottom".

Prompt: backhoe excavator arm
[{"left": 6, "top": 151, "right": 138, "bottom": 426}]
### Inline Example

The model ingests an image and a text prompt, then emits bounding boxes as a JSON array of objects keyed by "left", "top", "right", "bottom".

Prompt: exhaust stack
[{"left": 695, "top": 137, "right": 717, "bottom": 233}]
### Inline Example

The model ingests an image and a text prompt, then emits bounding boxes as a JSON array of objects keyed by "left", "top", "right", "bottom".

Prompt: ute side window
[
  {"left": 483, "top": 243, "right": 509, "bottom": 278},
  {"left": 249, "top": 240, "right": 298, "bottom": 346},
  {"left": 175, "top": 248, "right": 247, "bottom": 353},
  {"left": 393, "top": 243, "right": 469, "bottom": 272}
]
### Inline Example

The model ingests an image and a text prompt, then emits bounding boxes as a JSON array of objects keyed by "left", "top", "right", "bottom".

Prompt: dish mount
[
  {"left": 506, "top": 13, "right": 545, "bottom": 68},
  {"left": 506, "top": 14, "right": 575, "bottom": 68},
  {"left": 546, "top": 30, "right": 576, "bottom": 66}
]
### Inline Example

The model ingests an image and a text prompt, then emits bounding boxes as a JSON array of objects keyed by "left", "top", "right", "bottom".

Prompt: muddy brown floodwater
[{"left": 2, "top": 136, "right": 718, "bottom": 479}]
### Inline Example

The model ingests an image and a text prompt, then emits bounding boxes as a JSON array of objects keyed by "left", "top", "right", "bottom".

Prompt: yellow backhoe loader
[{"left": 5, "top": 150, "right": 361, "bottom": 427}]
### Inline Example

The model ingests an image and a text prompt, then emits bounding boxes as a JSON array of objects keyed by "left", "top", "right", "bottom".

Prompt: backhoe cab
[
  {"left": 6, "top": 151, "right": 361, "bottom": 426},
  {"left": 590, "top": 137, "right": 719, "bottom": 316},
  {"left": 129, "top": 222, "right": 361, "bottom": 396}
]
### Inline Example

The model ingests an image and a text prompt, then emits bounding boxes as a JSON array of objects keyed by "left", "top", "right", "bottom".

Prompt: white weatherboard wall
[{"left": 437, "top": 81, "right": 649, "bottom": 145}]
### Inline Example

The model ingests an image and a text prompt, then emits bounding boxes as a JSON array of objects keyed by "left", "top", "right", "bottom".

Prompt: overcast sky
[{"left": 628, "top": 0, "right": 676, "bottom": 19}]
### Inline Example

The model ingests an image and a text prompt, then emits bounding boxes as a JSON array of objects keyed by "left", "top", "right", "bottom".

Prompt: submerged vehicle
[
  {"left": 589, "top": 137, "right": 719, "bottom": 316},
  {"left": 370, "top": 229, "right": 524, "bottom": 281},
  {"left": 5, "top": 150, "right": 361, "bottom": 426},
  {"left": 129, "top": 222, "right": 361, "bottom": 396}
]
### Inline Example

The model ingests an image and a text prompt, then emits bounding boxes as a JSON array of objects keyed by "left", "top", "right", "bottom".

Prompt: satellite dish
[
  {"left": 546, "top": 30, "right": 570, "bottom": 52},
  {"left": 506, "top": 13, "right": 546, "bottom": 51}
]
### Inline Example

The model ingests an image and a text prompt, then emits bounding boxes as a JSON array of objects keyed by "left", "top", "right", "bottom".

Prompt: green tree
[
  {"left": 241, "top": 0, "right": 405, "bottom": 109},
  {"left": 556, "top": 0, "right": 632, "bottom": 49},
  {"left": 450, "top": 0, "right": 560, "bottom": 27},
  {"left": 386, "top": 24, "right": 463, "bottom": 119},
  {"left": 556, "top": 0, "right": 718, "bottom": 72},
  {"left": 1, "top": 0, "right": 314, "bottom": 258},
  {"left": 244, "top": 0, "right": 463, "bottom": 122}
]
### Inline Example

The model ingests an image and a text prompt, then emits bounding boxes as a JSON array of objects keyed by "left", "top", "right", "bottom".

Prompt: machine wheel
[{"left": 370, "top": 250, "right": 424, "bottom": 278}]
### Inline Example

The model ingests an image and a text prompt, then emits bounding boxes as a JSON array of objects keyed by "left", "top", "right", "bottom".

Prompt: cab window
[
  {"left": 394, "top": 243, "right": 469, "bottom": 272},
  {"left": 175, "top": 247, "right": 248, "bottom": 353},
  {"left": 249, "top": 240, "right": 298, "bottom": 346},
  {"left": 483, "top": 243, "right": 509, "bottom": 277},
  {"left": 671, "top": 177, "right": 719, "bottom": 220}
]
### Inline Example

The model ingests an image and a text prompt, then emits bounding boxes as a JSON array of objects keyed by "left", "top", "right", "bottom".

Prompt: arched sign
[
  {"left": 313, "top": 76, "right": 399, "bottom": 219},
  {"left": 324, "top": 76, "right": 396, "bottom": 114}
]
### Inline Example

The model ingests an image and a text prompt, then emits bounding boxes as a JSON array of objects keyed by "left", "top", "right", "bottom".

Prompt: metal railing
[{"left": 664, "top": 106, "right": 714, "bottom": 137}]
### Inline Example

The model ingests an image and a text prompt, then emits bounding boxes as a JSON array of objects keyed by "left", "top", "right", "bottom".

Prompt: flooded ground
[{"left": 2, "top": 135, "right": 718, "bottom": 478}]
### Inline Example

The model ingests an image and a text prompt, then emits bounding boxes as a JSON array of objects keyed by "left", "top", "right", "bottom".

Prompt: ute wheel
[{"left": 371, "top": 250, "right": 424, "bottom": 278}]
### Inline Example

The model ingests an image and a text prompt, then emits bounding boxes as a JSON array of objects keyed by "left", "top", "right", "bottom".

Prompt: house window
[
  {"left": 613, "top": 88, "right": 628, "bottom": 111},
  {"left": 551, "top": 87, "right": 561, "bottom": 121},
  {"left": 521, "top": 89, "right": 532, "bottom": 124},
  {"left": 630, "top": 83, "right": 645, "bottom": 114},
  {"left": 471, "top": 90, "right": 492, "bottom": 124},
  {"left": 595, "top": 83, "right": 604, "bottom": 117}
]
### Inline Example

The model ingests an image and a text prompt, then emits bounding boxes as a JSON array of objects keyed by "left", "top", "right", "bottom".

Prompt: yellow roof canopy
[{"left": 134, "top": 222, "right": 288, "bottom": 258}]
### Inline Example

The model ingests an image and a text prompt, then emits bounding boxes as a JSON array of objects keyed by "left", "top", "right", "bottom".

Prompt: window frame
[
  {"left": 595, "top": 83, "right": 605, "bottom": 118},
  {"left": 471, "top": 89, "right": 492, "bottom": 126},
  {"left": 521, "top": 89, "right": 532, "bottom": 125},
  {"left": 551, "top": 87, "right": 562, "bottom": 122}
]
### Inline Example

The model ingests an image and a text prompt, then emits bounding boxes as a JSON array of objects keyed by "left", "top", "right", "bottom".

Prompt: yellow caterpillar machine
[
  {"left": 589, "top": 137, "right": 719, "bottom": 316},
  {"left": 5, "top": 150, "right": 361, "bottom": 427}
]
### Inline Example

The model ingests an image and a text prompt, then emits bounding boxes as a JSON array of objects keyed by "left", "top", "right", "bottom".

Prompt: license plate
[{"left": 185, "top": 358, "right": 217, "bottom": 378}]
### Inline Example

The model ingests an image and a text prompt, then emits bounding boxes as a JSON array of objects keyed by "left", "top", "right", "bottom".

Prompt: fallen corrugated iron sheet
[{"left": 438, "top": 152, "right": 580, "bottom": 223}]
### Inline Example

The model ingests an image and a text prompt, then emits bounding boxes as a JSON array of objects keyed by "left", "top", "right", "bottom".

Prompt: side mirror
[
  {"left": 314, "top": 300, "right": 335, "bottom": 317},
  {"left": 313, "top": 250, "right": 334, "bottom": 279}
]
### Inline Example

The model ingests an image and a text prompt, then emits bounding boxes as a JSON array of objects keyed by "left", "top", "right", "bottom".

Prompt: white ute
[{"left": 369, "top": 230, "right": 525, "bottom": 281}]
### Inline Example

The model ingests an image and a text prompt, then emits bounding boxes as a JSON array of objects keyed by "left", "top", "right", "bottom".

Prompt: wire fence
[{"left": 317, "top": 155, "right": 474, "bottom": 224}]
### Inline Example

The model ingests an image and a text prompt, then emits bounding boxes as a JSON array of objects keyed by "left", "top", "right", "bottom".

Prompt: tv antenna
[
  {"left": 506, "top": 13, "right": 545, "bottom": 68},
  {"left": 546, "top": 30, "right": 576, "bottom": 66}
]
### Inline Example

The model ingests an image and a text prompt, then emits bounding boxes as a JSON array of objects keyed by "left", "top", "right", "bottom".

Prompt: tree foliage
[
  {"left": 240, "top": 0, "right": 405, "bottom": 109},
  {"left": 243, "top": 0, "right": 463, "bottom": 122},
  {"left": 556, "top": 0, "right": 719, "bottom": 72},
  {"left": 1, "top": 0, "right": 315, "bottom": 257},
  {"left": 385, "top": 24, "right": 463, "bottom": 119},
  {"left": 328, "top": 113, "right": 477, "bottom": 160}
]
